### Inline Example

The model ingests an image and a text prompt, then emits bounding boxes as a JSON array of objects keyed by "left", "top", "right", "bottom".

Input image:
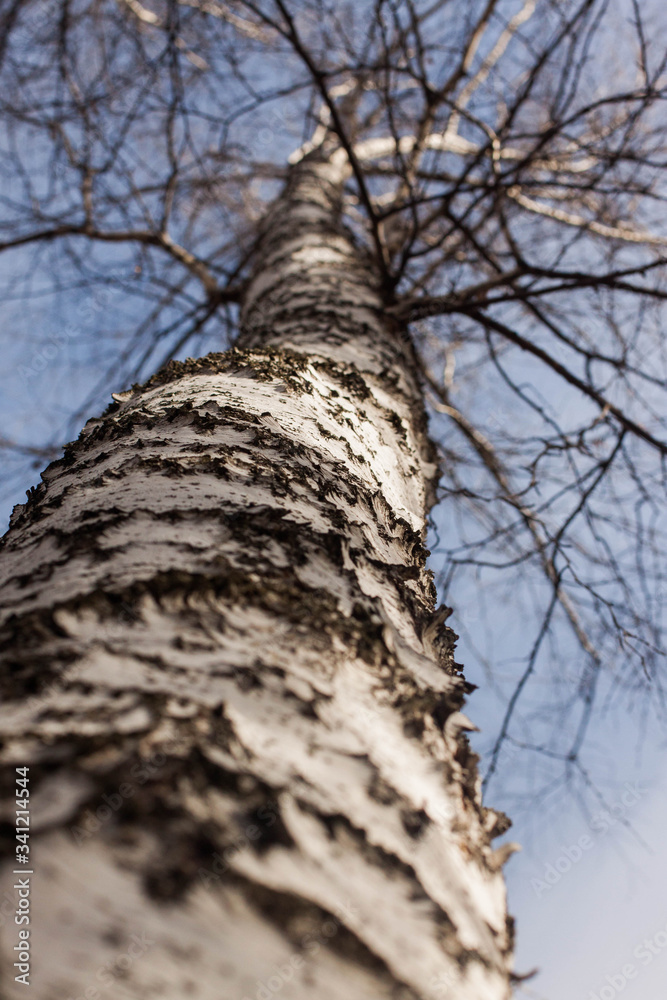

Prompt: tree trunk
[{"left": 0, "top": 151, "right": 514, "bottom": 1000}]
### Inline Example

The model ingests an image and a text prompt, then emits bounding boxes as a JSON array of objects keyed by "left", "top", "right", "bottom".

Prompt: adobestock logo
[
  {"left": 531, "top": 782, "right": 647, "bottom": 897},
  {"left": 66, "top": 931, "right": 155, "bottom": 1000},
  {"left": 240, "top": 900, "right": 357, "bottom": 1000},
  {"left": 587, "top": 920, "right": 667, "bottom": 1000}
]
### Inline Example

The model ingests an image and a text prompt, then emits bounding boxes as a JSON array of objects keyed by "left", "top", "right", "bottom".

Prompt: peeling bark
[{"left": 0, "top": 152, "right": 514, "bottom": 999}]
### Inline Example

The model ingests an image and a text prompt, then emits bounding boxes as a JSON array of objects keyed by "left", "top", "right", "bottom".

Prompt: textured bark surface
[{"left": 0, "top": 153, "right": 514, "bottom": 999}]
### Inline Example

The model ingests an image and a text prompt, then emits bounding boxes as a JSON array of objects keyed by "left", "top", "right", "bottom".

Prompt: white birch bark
[{"left": 0, "top": 151, "right": 514, "bottom": 1000}]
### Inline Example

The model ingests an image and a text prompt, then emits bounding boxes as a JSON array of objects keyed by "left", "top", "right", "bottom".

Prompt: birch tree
[{"left": 0, "top": 1, "right": 666, "bottom": 998}]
